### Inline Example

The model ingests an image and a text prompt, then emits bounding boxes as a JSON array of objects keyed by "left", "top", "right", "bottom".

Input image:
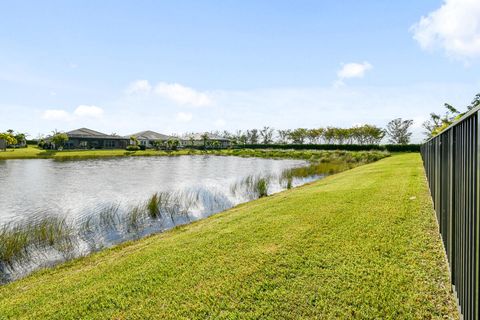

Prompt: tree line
[
  {"left": 1, "top": 119, "right": 415, "bottom": 152},
  {"left": 211, "top": 121, "right": 413, "bottom": 146}
]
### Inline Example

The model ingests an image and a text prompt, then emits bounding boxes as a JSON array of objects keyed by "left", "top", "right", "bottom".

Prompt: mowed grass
[
  {"left": 0, "top": 153, "right": 458, "bottom": 319},
  {"left": 0, "top": 145, "right": 190, "bottom": 160}
]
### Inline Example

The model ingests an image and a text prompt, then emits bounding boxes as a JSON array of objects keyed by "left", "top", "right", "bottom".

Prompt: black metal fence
[{"left": 421, "top": 110, "right": 479, "bottom": 319}]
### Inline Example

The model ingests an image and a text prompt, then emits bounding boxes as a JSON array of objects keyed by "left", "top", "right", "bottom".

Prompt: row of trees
[
  {"left": 211, "top": 121, "right": 413, "bottom": 145},
  {"left": 3, "top": 119, "right": 415, "bottom": 152}
]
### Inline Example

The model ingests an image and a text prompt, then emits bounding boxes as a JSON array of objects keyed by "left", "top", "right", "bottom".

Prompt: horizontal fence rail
[{"left": 421, "top": 110, "right": 479, "bottom": 319}]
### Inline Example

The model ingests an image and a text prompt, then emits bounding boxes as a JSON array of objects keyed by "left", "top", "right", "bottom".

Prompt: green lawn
[
  {"left": 0, "top": 153, "right": 458, "bottom": 319},
  {"left": 0, "top": 145, "right": 192, "bottom": 159}
]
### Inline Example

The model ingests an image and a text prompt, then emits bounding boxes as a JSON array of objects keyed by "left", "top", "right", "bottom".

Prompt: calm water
[
  {"left": 0, "top": 155, "right": 306, "bottom": 225},
  {"left": 1, "top": 155, "right": 320, "bottom": 282}
]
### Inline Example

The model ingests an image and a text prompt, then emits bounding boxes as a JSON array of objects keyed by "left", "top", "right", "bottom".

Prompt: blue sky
[{"left": 1, "top": 0, "right": 479, "bottom": 142}]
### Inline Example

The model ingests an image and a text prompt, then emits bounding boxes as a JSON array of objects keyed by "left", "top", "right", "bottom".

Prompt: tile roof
[
  {"left": 126, "top": 130, "right": 174, "bottom": 140},
  {"left": 65, "top": 128, "right": 126, "bottom": 140},
  {"left": 183, "top": 133, "right": 230, "bottom": 141}
]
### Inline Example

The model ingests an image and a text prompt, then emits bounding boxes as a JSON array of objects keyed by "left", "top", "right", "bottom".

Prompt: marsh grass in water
[
  {"left": 147, "top": 193, "right": 162, "bottom": 219},
  {"left": 231, "top": 175, "right": 273, "bottom": 199},
  {"left": 256, "top": 178, "right": 269, "bottom": 198},
  {"left": 125, "top": 206, "right": 146, "bottom": 234},
  {"left": 0, "top": 216, "right": 74, "bottom": 273}
]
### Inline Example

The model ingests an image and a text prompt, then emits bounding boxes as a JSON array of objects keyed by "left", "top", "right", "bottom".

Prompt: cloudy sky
[{"left": 1, "top": 0, "right": 479, "bottom": 142}]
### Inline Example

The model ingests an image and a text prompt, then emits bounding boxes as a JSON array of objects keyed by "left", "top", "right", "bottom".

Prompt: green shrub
[{"left": 126, "top": 145, "right": 140, "bottom": 151}]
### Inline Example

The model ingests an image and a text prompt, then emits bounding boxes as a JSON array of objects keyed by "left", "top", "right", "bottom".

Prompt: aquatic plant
[
  {"left": 0, "top": 215, "right": 74, "bottom": 272},
  {"left": 29, "top": 216, "right": 74, "bottom": 252},
  {"left": 0, "top": 224, "right": 30, "bottom": 269},
  {"left": 146, "top": 193, "right": 161, "bottom": 219},
  {"left": 98, "top": 204, "right": 121, "bottom": 230},
  {"left": 255, "top": 177, "right": 269, "bottom": 198},
  {"left": 231, "top": 174, "right": 273, "bottom": 199}
]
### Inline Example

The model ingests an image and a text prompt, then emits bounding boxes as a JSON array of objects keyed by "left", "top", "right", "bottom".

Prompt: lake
[
  {"left": 1, "top": 155, "right": 321, "bottom": 282},
  {"left": 0, "top": 155, "right": 308, "bottom": 224}
]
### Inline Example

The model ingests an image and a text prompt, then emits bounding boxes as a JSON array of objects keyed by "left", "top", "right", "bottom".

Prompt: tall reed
[
  {"left": 0, "top": 215, "right": 74, "bottom": 271},
  {"left": 255, "top": 177, "right": 269, "bottom": 198}
]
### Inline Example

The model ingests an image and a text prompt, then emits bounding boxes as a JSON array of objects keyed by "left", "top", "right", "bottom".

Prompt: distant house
[
  {"left": 181, "top": 133, "right": 231, "bottom": 148},
  {"left": 52, "top": 128, "right": 129, "bottom": 149},
  {"left": 0, "top": 139, "right": 6, "bottom": 151},
  {"left": 126, "top": 130, "right": 175, "bottom": 148}
]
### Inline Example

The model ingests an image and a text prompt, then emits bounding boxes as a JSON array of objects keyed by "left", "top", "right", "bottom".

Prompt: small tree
[
  {"left": 288, "top": 128, "right": 308, "bottom": 144},
  {"left": 201, "top": 133, "right": 210, "bottom": 149},
  {"left": 13, "top": 132, "right": 26, "bottom": 147},
  {"left": 363, "top": 125, "right": 385, "bottom": 144},
  {"left": 386, "top": 118, "right": 413, "bottom": 144},
  {"left": 152, "top": 140, "right": 162, "bottom": 150},
  {"left": 165, "top": 139, "right": 179, "bottom": 151},
  {"left": 235, "top": 130, "right": 248, "bottom": 145},
  {"left": 0, "top": 132, "right": 17, "bottom": 145},
  {"left": 0, "top": 132, "right": 16, "bottom": 151},
  {"left": 51, "top": 132, "right": 69, "bottom": 150},
  {"left": 246, "top": 129, "right": 259, "bottom": 144},
  {"left": 260, "top": 126, "right": 274, "bottom": 144},
  {"left": 277, "top": 129, "right": 291, "bottom": 144},
  {"left": 468, "top": 93, "right": 480, "bottom": 110},
  {"left": 130, "top": 135, "right": 139, "bottom": 146},
  {"left": 423, "top": 103, "right": 461, "bottom": 138}
]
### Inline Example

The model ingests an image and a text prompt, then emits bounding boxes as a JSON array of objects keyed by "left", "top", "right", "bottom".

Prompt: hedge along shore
[{"left": 0, "top": 153, "right": 458, "bottom": 319}]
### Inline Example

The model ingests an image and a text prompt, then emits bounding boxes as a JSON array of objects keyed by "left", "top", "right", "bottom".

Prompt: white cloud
[
  {"left": 73, "top": 105, "right": 104, "bottom": 118},
  {"left": 41, "top": 105, "right": 104, "bottom": 122},
  {"left": 154, "top": 82, "right": 212, "bottom": 107},
  {"left": 337, "top": 62, "right": 372, "bottom": 79},
  {"left": 176, "top": 112, "right": 193, "bottom": 122},
  {"left": 41, "top": 109, "right": 71, "bottom": 121},
  {"left": 32, "top": 82, "right": 477, "bottom": 144},
  {"left": 126, "top": 80, "right": 152, "bottom": 95},
  {"left": 214, "top": 118, "right": 226, "bottom": 128},
  {"left": 411, "top": 0, "right": 480, "bottom": 61}
]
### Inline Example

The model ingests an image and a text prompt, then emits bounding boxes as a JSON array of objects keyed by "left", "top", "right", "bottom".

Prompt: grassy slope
[{"left": 0, "top": 154, "right": 458, "bottom": 319}]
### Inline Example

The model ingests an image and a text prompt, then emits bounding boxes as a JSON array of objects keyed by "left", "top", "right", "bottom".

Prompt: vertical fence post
[{"left": 473, "top": 112, "right": 480, "bottom": 319}]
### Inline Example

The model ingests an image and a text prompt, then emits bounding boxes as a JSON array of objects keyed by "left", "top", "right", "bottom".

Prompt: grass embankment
[
  {"left": 0, "top": 145, "right": 388, "bottom": 162},
  {"left": 0, "top": 154, "right": 458, "bottom": 319}
]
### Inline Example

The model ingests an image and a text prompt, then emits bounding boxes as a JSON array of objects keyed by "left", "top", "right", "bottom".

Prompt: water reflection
[{"left": 1, "top": 155, "right": 320, "bottom": 283}]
